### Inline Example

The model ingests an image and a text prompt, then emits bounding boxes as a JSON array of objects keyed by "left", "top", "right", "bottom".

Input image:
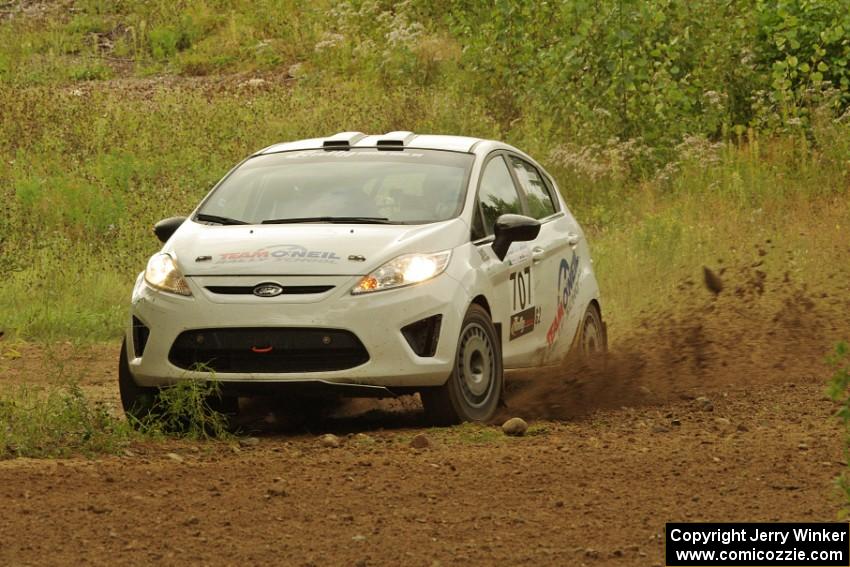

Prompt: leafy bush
[
  {"left": 754, "top": 0, "right": 850, "bottom": 129},
  {"left": 445, "top": 0, "right": 850, "bottom": 149}
]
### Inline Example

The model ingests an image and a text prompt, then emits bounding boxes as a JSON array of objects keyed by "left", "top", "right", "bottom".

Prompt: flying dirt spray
[{"left": 502, "top": 245, "right": 849, "bottom": 420}]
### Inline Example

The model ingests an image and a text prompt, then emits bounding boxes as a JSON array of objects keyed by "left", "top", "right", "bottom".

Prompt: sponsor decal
[
  {"left": 509, "top": 306, "right": 538, "bottom": 340},
  {"left": 217, "top": 244, "right": 341, "bottom": 264},
  {"left": 546, "top": 253, "right": 580, "bottom": 346},
  {"left": 504, "top": 244, "right": 531, "bottom": 267}
]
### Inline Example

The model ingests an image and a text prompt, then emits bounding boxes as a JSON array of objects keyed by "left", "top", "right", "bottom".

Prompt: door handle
[
  {"left": 532, "top": 246, "right": 546, "bottom": 264},
  {"left": 567, "top": 232, "right": 582, "bottom": 247}
]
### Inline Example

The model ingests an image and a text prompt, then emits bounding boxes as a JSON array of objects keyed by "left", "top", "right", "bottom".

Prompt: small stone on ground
[
  {"left": 320, "top": 434, "right": 341, "bottom": 448},
  {"left": 502, "top": 417, "right": 528, "bottom": 436}
]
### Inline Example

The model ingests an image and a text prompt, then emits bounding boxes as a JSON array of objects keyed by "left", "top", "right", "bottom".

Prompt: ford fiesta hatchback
[{"left": 120, "top": 131, "right": 605, "bottom": 424}]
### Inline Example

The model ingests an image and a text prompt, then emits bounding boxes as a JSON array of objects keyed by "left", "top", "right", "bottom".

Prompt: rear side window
[
  {"left": 477, "top": 156, "right": 523, "bottom": 234},
  {"left": 509, "top": 156, "right": 557, "bottom": 219}
]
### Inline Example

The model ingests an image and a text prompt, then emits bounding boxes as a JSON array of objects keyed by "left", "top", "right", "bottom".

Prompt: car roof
[{"left": 257, "top": 131, "right": 498, "bottom": 155}]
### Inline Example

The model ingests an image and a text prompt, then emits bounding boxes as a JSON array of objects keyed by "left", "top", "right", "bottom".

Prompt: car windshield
[{"left": 196, "top": 149, "right": 474, "bottom": 225}]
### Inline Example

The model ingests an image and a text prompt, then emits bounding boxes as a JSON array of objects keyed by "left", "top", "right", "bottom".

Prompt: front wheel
[
  {"left": 421, "top": 304, "right": 503, "bottom": 425},
  {"left": 118, "top": 338, "right": 161, "bottom": 425}
]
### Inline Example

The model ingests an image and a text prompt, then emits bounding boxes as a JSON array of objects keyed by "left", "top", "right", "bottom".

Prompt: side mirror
[
  {"left": 491, "top": 214, "right": 541, "bottom": 261},
  {"left": 153, "top": 217, "right": 187, "bottom": 243}
]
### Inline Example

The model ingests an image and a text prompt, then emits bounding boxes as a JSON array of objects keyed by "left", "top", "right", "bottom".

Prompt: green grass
[
  {"left": 0, "top": 364, "right": 233, "bottom": 458},
  {"left": 0, "top": 81, "right": 847, "bottom": 339},
  {"left": 0, "top": 1, "right": 848, "bottom": 341},
  {"left": 0, "top": 384, "right": 136, "bottom": 458},
  {"left": 0, "top": 0, "right": 323, "bottom": 85},
  {"left": 135, "top": 373, "right": 233, "bottom": 440}
]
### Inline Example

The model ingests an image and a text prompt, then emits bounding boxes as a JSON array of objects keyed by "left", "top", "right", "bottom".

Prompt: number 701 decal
[
  {"left": 510, "top": 266, "right": 532, "bottom": 311},
  {"left": 509, "top": 266, "right": 540, "bottom": 340}
]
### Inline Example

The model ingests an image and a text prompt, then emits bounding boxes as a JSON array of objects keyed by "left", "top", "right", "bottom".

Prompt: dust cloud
[{"left": 504, "top": 244, "right": 850, "bottom": 420}]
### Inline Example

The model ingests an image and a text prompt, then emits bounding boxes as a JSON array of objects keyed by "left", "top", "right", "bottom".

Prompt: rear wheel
[
  {"left": 577, "top": 303, "right": 606, "bottom": 356},
  {"left": 421, "top": 304, "right": 503, "bottom": 425},
  {"left": 118, "top": 338, "right": 161, "bottom": 425}
]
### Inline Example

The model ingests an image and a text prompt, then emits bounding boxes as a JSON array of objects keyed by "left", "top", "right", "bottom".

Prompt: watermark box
[{"left": 666, "top": 523, "right": 849, "bottom": 566}]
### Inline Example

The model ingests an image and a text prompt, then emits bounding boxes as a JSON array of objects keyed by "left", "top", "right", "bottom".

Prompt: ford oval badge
[{"left": 253, "top": 283, "right": 284, "bottom": 297}]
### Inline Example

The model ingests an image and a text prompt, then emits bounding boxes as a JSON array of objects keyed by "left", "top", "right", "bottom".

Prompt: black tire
[
  {"left": 118, "top": 338, "right": 161, "bottom": 426},
  {"left": 421, "top": 304, "right": 503, "bottom": 425},
  {"left": 576, "top": 303, "right": 606, "bottom": 356}
]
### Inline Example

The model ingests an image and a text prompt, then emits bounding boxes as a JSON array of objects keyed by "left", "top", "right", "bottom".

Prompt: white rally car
[{"left": 120, "top": 131, "right": 605, "bottom": 424}]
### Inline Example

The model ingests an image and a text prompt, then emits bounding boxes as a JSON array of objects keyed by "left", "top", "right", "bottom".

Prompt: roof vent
[
  {"left": 322, "top": 140, "right": 352, "bottom": 150},
  {"left": 376, "top": 131, "right": 416, "bottom": 150},
  {"left": 376, "top": 139, "right": 405, "bottom": 150},
  {"left": 322, "top": 131, "right": 366, "bottom": 151}
]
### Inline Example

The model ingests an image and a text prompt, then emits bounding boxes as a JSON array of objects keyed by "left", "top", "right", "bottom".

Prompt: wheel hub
[
  {"left": 582, "top": 315, "right": 601, "bottom": 354},
  {"left": 458, "top": 324, "right": 494, "bottom": 403}
]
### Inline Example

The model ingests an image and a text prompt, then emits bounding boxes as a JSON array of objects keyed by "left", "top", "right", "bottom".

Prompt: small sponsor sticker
[{"left": 509, "top": 306, "right": 537, "bottom": 340}]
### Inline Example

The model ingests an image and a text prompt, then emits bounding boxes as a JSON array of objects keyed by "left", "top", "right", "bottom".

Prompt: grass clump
[
  {"left": 135, "top": 374, "right": 233, "bottom": 441},
  {"left": 0, "top": 378, "right": 233, "bottom": 459},
  {"left": 0, "top": 384, "right": 135, "bottom": 459},
  {"left": 826, "top": 341, "right": 850, "bottom": 516}
]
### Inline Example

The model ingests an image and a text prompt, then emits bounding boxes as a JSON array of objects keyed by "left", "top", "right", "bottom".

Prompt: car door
[
  {"left": 505, "top": 154, "right": 580, "bottom": 365},
  {"left": 469, "top": 152, "right": 537, "bottom": 367}
]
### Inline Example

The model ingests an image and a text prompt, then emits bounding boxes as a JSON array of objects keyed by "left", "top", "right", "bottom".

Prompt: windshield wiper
[
  {"left": 261, "top": 216, "right": 394, "bottom": 225},
  {"left": 195, "top": 213, "right": 249, "bottom": 225}
]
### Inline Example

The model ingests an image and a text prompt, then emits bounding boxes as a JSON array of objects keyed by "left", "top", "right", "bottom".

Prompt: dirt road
[
  {"left": 0, "top": 261, "right": 848, "bottom": 566},
  {"left": 0, "top": 380, "right": 842, "bottom": 566}
]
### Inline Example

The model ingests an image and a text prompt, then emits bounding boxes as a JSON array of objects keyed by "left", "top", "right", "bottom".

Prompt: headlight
[
  {"left": 144, "top": 253, "right": 192, "bottom": 296},
  {"left": 351, "top": 250, "right": 451, "bottom": 295}
]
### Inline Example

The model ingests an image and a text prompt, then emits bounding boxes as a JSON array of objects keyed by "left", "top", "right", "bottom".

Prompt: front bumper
[{"left": 126, "top": 273, "right": 467, "bottom": 389}]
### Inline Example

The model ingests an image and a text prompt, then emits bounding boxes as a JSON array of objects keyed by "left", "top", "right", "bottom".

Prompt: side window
[
  {"left": 478, "top": 155, "right": 523, "bottom": 235},
  {"left": 509, "top": 156, "right": 556, "bottom": 219}
]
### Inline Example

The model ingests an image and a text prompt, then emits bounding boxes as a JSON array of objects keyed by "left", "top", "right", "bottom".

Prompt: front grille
[
  {"left": 168, "top": 328, "right": 369, "bottom": 373},
  {"left": 206, "top": 285, "right": 334, "bottom": 295},
  {"left": 132, "top": 316, "right": 150, "bottom": 357}
]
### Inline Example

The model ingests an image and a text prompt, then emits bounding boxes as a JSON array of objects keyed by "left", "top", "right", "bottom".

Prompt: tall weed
[{"left": 827, "top": 342, "right": 850, "bottom": 516}]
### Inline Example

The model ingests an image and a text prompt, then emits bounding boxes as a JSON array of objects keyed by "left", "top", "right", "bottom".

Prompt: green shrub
[{"left": 754, "top": 0, "right": 850, "bottom": 128}]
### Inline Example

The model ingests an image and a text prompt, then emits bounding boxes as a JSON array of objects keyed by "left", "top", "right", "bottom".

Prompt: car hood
[{"left": 165, "top": 218, "right": 469, "bottom": 276}]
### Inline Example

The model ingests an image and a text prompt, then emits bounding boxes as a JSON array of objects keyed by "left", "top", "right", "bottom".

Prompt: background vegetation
[{"left": 1, "top": 0, "right": 848, "bottom": 341}]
